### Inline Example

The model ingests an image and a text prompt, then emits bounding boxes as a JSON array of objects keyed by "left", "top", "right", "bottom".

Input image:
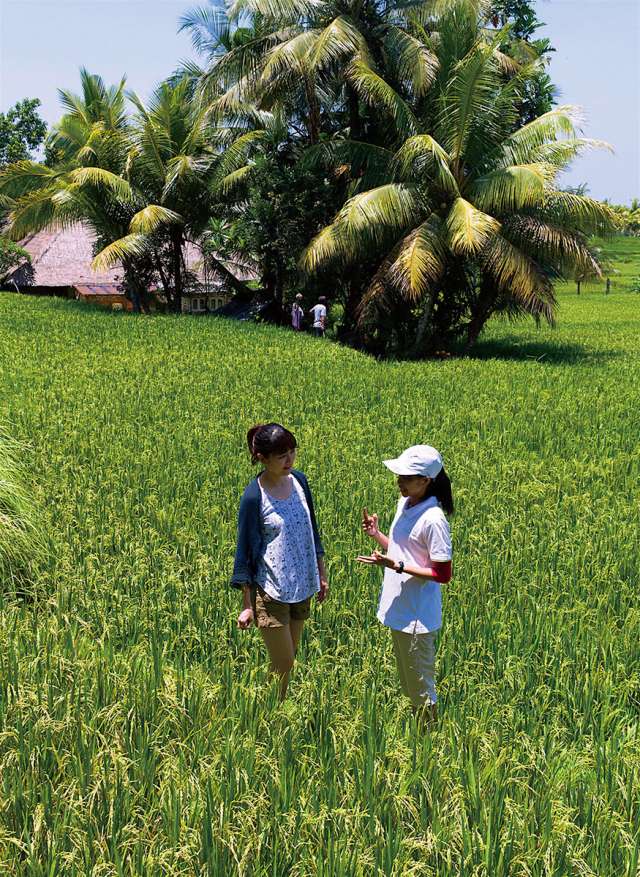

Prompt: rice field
[{"left": 0, "top": 251, "right": 639, "bottom": 875}]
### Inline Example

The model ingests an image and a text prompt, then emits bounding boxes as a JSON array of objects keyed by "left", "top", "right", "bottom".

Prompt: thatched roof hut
[
  {"left": 2, "top": 223, "right": 127, "bottom": 306},
  {"left": 1, "top": 223, "right": 244, "bottom": 313}
]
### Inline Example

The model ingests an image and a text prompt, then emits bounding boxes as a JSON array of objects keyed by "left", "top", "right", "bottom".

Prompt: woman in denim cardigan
[{"left": 232, "top": 423, "right": 328, "bottom": 698}]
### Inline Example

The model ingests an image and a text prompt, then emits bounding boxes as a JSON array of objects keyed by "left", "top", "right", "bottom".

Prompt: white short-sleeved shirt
[
  {"left": 310, "top": 304, "right": 327, "bottom": 328},
  {"left": 376, "top": 495, "right": 452, "bottom": 634},
  {"left": 256, "top": 476, "right": 320, "bottom": 603}
]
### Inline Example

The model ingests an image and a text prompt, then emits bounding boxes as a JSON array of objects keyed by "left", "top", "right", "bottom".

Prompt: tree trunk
[
  {"left": 171, "top": 229, "right": 183, "bottom": 313},
  {"left": 347, "top": 86, "right": 361, "bottom": 139},
  {"left": 122, "top": 260, "right": 150, "bottom": 314},
  {"left": 465, "top": 282, "right": 498, "bottom": 350},
  {"left": 343, "top": 264, "right": 364, "bottom": 330},
  {"left": 410, "top": 295, "right": 434, "bottom": 357},
  {"left": 203, "top": 253, "right": 256, "bottom": 299},
  {"left": 304, "top": 75, "right": 321, "bottom": 145}
]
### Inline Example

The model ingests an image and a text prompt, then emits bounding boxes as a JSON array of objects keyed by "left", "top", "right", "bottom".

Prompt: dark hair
[
  {"left": 423, "top": 468, "right": 454, "bottom": 515},
  {"left": 247, "top": 422, "right": 297, "bottom": 464}
]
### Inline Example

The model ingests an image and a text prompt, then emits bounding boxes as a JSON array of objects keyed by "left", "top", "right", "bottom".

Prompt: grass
[
  {"left": 0, "top": 238, "right": 639, "bottom": 875},
  {"left": 555, "top": 234, "right": 640, "bottom": 295}
]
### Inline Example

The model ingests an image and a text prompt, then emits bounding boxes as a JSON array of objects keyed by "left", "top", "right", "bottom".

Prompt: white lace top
[{"left": 256, "top": 476, "right": 320, "bottom": 603}]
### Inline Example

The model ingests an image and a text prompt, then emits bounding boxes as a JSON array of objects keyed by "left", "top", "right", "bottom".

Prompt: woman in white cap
[{"left": 357, "top": 445, "right": 453, "bottom": 726}]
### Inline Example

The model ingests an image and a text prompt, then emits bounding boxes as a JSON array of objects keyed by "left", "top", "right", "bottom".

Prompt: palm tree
[
  {"left": 0, "top": 71, "right": 154, "bottom": 307},
  {"left": 46, "top": 68, "right": 129, "bottom": 168},
  {"left": 180, "top": 0, "right": 441, "bottom": 146},
  {"left": 0, "top": 74, "right": 254, "bottom": 311},
  {"left": 300, "top": 5, "right": 615, "bottom": 353}
]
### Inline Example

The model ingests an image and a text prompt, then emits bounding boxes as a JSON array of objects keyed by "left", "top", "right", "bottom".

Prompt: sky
[{"left": 1, "top": 0, "right": 638, "bottom": 203}]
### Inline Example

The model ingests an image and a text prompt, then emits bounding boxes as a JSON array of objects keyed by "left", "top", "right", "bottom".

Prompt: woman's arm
[
  {"left": 356, "top": 551, "right": 452, "bottom": 583},
  {"left": 398, "top": 558, "right": 452, "bottom": 583},
  {"left": 317, "top": 556, "right": 329, "bottom": 602},
  {"left": 238, "top": 585, "right": 254, "bottom": 628},
  {"left": 231, "top": 487, "right": 259, "bottom": 588}
]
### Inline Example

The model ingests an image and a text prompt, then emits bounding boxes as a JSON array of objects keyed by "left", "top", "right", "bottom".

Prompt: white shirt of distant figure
[{"left": 310, "top": 302, "right": 327, "bottom": 328}]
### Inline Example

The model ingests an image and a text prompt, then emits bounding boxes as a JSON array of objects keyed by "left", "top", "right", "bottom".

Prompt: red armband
[{"left": 429, "top": 560, "right": 452, "bottom": 583}]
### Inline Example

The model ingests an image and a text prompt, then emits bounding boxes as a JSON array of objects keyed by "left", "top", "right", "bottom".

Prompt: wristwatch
[{"left": 395, "top": 560, "right": 405, "bottom": 574}]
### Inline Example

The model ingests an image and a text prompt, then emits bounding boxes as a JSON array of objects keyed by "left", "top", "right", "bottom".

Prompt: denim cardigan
[{"left": 231, "top": 469, "right": 325, "bottom": 589}]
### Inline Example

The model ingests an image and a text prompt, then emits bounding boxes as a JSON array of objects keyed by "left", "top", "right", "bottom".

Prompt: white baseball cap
[{"left": 383, "top": 445, "right": 443, "bottom": 478}]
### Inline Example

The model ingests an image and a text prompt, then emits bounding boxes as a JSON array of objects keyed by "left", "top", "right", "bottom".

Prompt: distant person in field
[
  {"left": 310, "top": 296, "right": 327, "bottom": 337},
  {"left": 232, "top": 423, "right": 329, "bottom": 699},
  {"left": 357, "top": 445, "right": 453, "bottom": 727},
  {"left": 291, "top": 294, "right": 304, "bottom": 331}
]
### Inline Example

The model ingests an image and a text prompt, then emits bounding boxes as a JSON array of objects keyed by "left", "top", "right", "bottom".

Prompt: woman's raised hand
[{"left": 362, "top": 507, "right": 380, "bottom": 538}]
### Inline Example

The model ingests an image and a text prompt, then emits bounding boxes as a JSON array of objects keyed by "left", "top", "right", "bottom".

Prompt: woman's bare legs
[
  {"left": 289, "top": 619, "right": 305, "bottom": 656},
  {"left": 260, "top": 620, "right": 305, "bottom": 700}
]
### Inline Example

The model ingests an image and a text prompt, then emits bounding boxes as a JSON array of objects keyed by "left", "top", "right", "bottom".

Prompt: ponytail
[{"left": 425, "top": 468, "right": 454, "bottom": 515}]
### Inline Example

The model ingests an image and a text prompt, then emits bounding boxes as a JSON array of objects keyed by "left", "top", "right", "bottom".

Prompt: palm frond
[
  {"left": 197, "top": 29, "right": 291, "bottom": 97},
  {"left": 129, "top": 206, "right": 183, "bottom": 234},
  {"left": 0, "top": 161, "right": 62, "bottom": 200},
  {"left": 357, "top": 240, "right": 406, "bottom": 322},
  {"left": 492, "top": 48, "right": 520, "bottom": 75},
  {"left": 438, "top": 40, "right": 499, "bottom": 161},
  {"left": 446, "top": 196, "right": 500, "bottom": 254},
  {"left": 470, "top": 163, "right": 556, "bottom": 212},
  {"left": 533, "top": 192, "right": 617, "bottom": 237},
  {"left": 6, "top": 188, "right": 60, "bottom": 241},
  {"left": 301, "top": 183, "right": 421, "bottom": 272},
  {"left": 383, "top": 26, "right": 439, "bottom": 98},
  {"left": 303, "top": 139, "right": 394, "bottom": 189},
  {"left": 227, "top": 0, "right": 323, "bottom": 23},
  {"left": 218, "top": 164, "right": 254, "bottom": 194},
  {"left": 347, "top": 59, "right": 418, "bottom": 139},
  {"left": 388, "top": 215, "right": 447, "bottom": 300},
  {"left": 212, "top": 130, "right": 267, "bottom": 189},
  {"left": 91, "top": 233, "right": 153, "bottom": 272},
  {"left": 68, "top": 167, "right": 134, "bottom": 201},
  {"left": 529, "top": 138, "right": 613, "bottom": 172},
  {"left": 56, "top": 88, "right": 90, "bottom": 126},
  {"left": 500, "top": 105, "right": 583, "bottom": 165},
  {"left": 308, "top": 16, "right": 369, "bottom": 71},
  {"left": 502, "top": 216, "right": 602, "bottom": 278},
  {"left": 392, "top": 134, "right": 458, "bottom": 194},
  {"left": 260, "top": 30, "right": 319, "bottom": 85},
  {"left": 481, "top": 234, "right": 556, "bottom": 322},
  {"left": 162, "top": 155, "right": 213, "bottom": 199},
  {"left": 179, "top": 6, "right": 233, "bottom": 57}
]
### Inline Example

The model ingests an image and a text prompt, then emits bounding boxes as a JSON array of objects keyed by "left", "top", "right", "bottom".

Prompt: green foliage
[
  {"left": 492, "top": 0, "right": 546, "bottom": 41},
  {"left": 226, "top": 145, "right": 344, "bottom": 307},
  {"left": 607, "top": 202, "right": 640, "bottom": 237},
  {"left": 180, "top": 0, "right": 609, "bottom": 354},
  {"left": 0, "top": 237, "right": 31, "bottom": 280},
  {"left": 0, "top": 282, "right": 639, "bottom": 873},
  {"left": 0, "top": 99, "right": 47, "bottom": 168}
]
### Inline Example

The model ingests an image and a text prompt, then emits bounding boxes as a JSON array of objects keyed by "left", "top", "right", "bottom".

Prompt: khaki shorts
[
  {"left": 251, "top": 586, "right": 312, "bottom": 629},
  {"left": 390, "top": 629, "right": 438, "bottom": 707}
]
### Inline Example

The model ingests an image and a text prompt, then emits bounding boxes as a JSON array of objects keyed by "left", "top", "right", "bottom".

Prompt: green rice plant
[
  {"left": 0, "top": 237, "right": 638, "bottom": 875},
  {"left": 0, "top": 430, "right": 46, "bottom": 590}
]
